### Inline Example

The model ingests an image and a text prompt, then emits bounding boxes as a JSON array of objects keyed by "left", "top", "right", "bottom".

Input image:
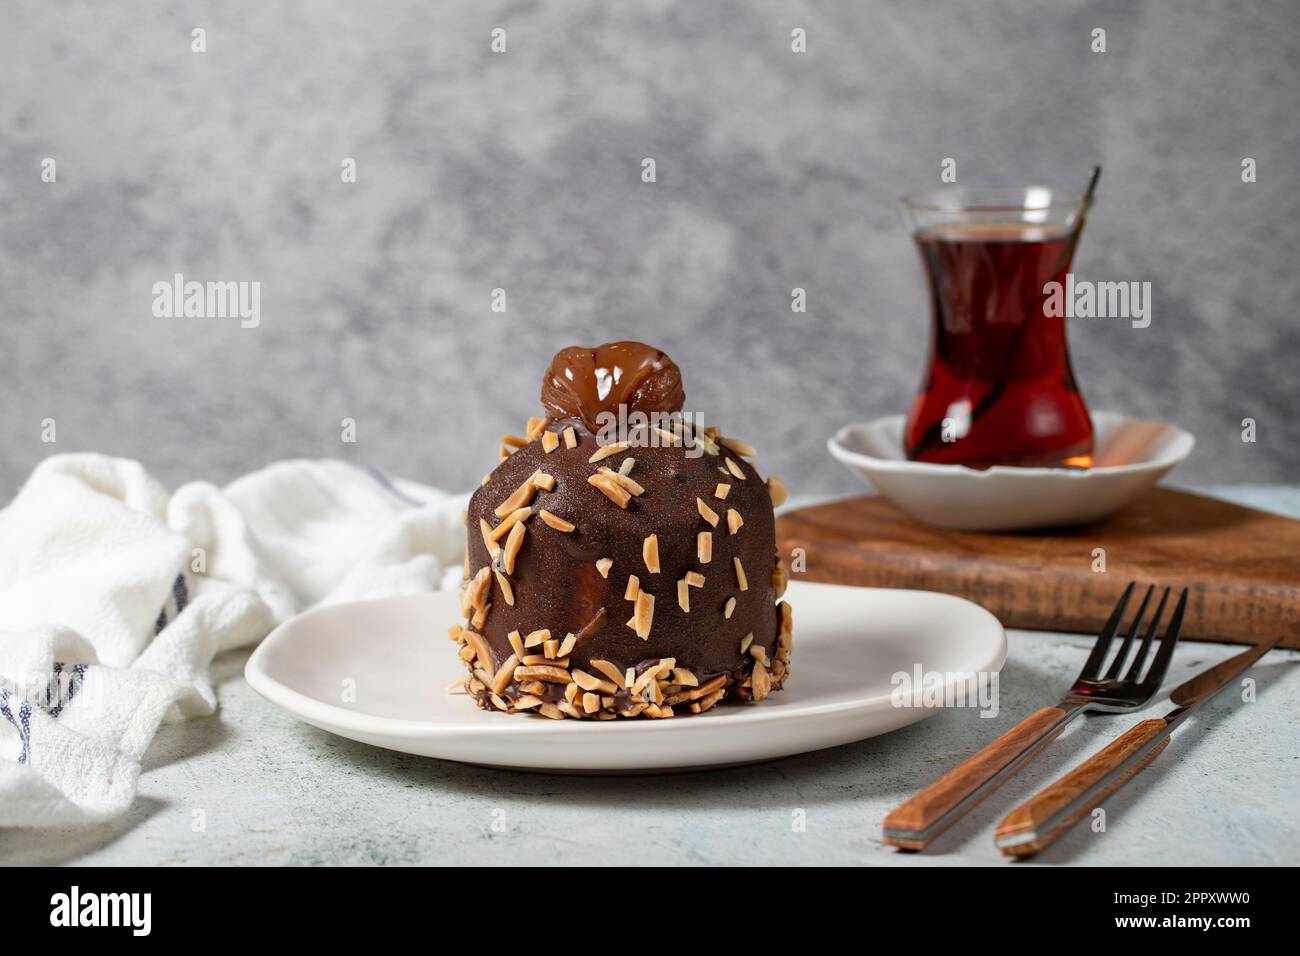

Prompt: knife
[{"left": 993, "top": 636, "right": 1283, "bottom": 857}]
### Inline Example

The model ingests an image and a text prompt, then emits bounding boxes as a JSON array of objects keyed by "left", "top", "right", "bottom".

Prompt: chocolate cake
[{"left": 449, "top": 341, "right": 792, "bottom": 720}]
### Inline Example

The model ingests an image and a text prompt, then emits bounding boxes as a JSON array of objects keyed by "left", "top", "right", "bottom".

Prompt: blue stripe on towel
[{"left": 0, "top": 690, "right": 33, "bottom": 765}]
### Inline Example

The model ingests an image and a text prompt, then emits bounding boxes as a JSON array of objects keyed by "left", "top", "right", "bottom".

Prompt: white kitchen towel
[{"left": 0, "top": 454, "right": 468, "bottom": 827}]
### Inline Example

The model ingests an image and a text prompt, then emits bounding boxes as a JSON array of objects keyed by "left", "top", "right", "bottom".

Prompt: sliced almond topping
[
  {"left": 491, "top": 653, "right": 519, "bottom": 695},
  {"left": 595, "top": 557, "right": 613, "bottom": 578},
  {"left": 721, "top": 436, "right": 757, "bottom": 458},
  {"left": 625, "top": 667, "right": 636, "bottom": 688},
  {"left": 575, "top": 670, "right": 617, "bottom": 695},
  {"left": 724, "top": 457, "right": 746, "bottom": 480},
  {"left": 597, "top": 466, "right": 645, "bottom": 496},
  {"left": 739, "top": 632, "right": 754, "bottom": 654},
  {"left": 521, "top": 653, "right": 568, "bottom": 667},
  {"left": 558, "top": 700, "right": 584, "bottom": 719},
  {"left": 672, "top": 668, "right": 699, "bottom": 688},
  {"left": 624, "top": 574, "right": 641, "bottom": 602},
  {"left": 653, "top": 426, "right": 680, "bottom": 445},
  {"left": 502, "top": 521, "right": 526, "bottom": 575},
  {"left": 538, "top": 702, "right": 564, "bottom": 720},
  {"left": 462, "top": 546, "right": 470, "bottom": 580},
  {"left": 726, "top": 508, "right": 743, "bottom": 535},
  {"left": 506, "top": 629, "right": 526, "bottom": 659},
  {"left": 523, "top": 628, "right": 551, "bottom": 648},
  {"left": 619, "top": 457, "right": 635, "bottom": 476},
  {"left": 685, "top": 571, "right": 705, "bottom": 588},
  {"left": 734, "top": 556, "right": 749, "bottom": 591},
  {"left": 543, "top": 637, "right": 561, "bottom": 658},
  {"left": 590, "top": 659, "right": 627, "bottom": 689},
  {"left": 749, "top": 643, "right": 769, "bottom": 666},
  {"left": 513, "top": 664, "right": 571, "bottom": 684},
  {"left": 501, "top": 433, "right": 528, "bottom": 449},
  {"left": 446, "top": 676, "right": 467, "bottom": 693},
  {"left": 643, "top": 534, "right": 660, "bottom": 573},
  {"left": 629, "top": 664, "right": 661, "bottom": 698},
  {"left": 470, "top": 600, "right": 491, "bottom": 630},
  {"left": 714, "top": 482, "right": 731, "bottom": 500},
  {"left": 696, "top": 498, "right": 720, "bottom": 527},
  {"left": 588, "top": 441, "right": 630, "bottom": 464},
  {"left": 466, "top": 566, "right": 492, "bottom": 612},
  {"left": 564, "top": 682, "right": 579, "bottom": 704},
  {"left": 533, "top": 472, "right": 556, "bottom": 492},
  {"left": 688, "top": 674, "right": 727, "bottom": 701},
  {"left": 562, "top": 426, "right": 578, "bottom": 449},
  {"left": 525, "top": 416, "right": 549, "bottom": 441},
  {"left": 588, "top": 473, "right": 631, "bottom": 508},
  {"left": 512, "top": 695, "right": 543, "bottom": 710},
  {"left": 494, "top": 471, "right": 542, "bottom": 518},
  {"left": 479, "top": 518, "right": 501, "bottom": 558},
  {"left": 519, "top": 680, "right": 546, "bottom": 695},
  {"left": 697, "top": 531, "right": 712, "bottom": 564},
  {"left": 773, "top": 558, "right": 788, "bottom": 598},
  {"left": 448, "top": 623, "right": 464, "bottom": 642},
  {"left": 558, "top": 632, "right": 578, "bottom": 657},
  {"left": 542, "top": 430, "right": 560, "bottom": 453},
  {"left": 538, "top": 509, "right": 575, "bottom": 532},
  {"left": 767, "top": 475, "right": 789, "bottom": 508},
  {"left": 489, "top": 506, "right": 531, "bottom": 542},
  {"left": 462, "top": 629, "right": 493, "bottom": 670},
  {"left": 677, "top": 578, "right": 691, "bottom": 612},
  {"left": 633, "top": 591, "right": 655, "bottom": 639},
  {"left": 493, "top": 570, "right": 515, "bottom": 606},
  {"left": 582, "top": 691, "right": 601, "bottom": 714},
  {"left": 751, "top": 660, "right": 771, "bottom": 701},
  {"left": 724, "top": 596, "right": 737, "bottom": 619}
]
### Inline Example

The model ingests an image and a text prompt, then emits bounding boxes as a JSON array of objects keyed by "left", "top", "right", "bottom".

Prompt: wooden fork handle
[
  {"left": 995, "top": 718, "right": 1170, "bottom": 858},
  {"left": 882, "top": 705, "right": 1073, "bottom": 850}
]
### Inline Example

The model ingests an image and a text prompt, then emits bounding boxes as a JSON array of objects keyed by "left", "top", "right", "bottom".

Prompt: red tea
[{"left": 904, "top": 222, "right": 1093, "bottom": 467}]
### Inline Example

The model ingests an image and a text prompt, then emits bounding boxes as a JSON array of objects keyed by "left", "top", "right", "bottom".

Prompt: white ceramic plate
[
  {"left": 828, "top": 411, "right": 1194, "bottom": 531},
  {"left": 245, "top": 580, "right": 1005, "bottom": 773}
]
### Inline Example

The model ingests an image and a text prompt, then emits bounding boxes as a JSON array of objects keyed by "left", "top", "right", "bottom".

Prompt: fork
[{"left": 882, "top": 582, "right": 1188, "bottom": 850}]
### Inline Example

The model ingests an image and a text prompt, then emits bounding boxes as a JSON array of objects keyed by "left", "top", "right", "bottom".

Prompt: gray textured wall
[{"left": 3, "top": 0, "right": 1298, "bottom": 500}]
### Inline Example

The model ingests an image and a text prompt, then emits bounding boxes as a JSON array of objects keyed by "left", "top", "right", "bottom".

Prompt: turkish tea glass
[{"left": 902, "top": 187, "right": 1093, "bottom": 468}]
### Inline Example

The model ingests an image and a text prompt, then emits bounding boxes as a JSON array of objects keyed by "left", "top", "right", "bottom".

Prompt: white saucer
[
  {"left": 244, "top": 580, "right": 1005, "bottom": 773},
  {"left": 828, "top": 411, "right": 1194, "bottom": 531}
]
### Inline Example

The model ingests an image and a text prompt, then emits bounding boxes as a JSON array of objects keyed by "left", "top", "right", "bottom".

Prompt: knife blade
[{"left": 994, "top": 636, "right": 1282, "bottom": 856}]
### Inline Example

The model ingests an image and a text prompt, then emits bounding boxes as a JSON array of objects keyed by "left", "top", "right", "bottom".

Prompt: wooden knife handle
[
  {"left": 995, "top": 718, "right": 1170, "bottom": 858},
  {"left": 882, "top": 705, "right": 1073, "bottom": 850}
]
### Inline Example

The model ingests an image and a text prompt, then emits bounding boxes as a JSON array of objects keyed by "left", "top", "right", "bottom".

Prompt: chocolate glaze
[
  {"left": 465, "top": 419, "right": 780, "bottom": 705},
  {"left": 541, "top": 342, "right": 685, "bottom": 433}
]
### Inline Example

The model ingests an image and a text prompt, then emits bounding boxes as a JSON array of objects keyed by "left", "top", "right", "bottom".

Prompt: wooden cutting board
[{"left": 775, "top": 489, "right": 1300, "bottom": 648}]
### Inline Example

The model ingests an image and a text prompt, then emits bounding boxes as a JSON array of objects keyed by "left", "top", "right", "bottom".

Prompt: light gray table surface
[{"left": 5, "top": 485, "right": 1297, "bottom": 867}]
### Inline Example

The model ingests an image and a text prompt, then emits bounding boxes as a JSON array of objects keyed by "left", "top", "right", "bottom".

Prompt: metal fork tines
[
  {"left": 881, "top": 582, "right": 1188, "bottom": 850},
  {"left": 1066, "top": 582, "right": 1188, "bottom": 712}
]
